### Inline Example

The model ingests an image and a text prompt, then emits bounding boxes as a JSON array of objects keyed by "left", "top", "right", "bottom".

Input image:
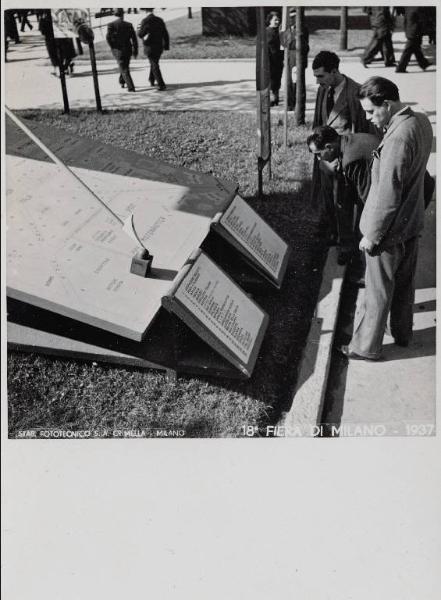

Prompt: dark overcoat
[
  {"left": 313, "top": 75, "right": 371, "bottom": 135},
  {"left": 106, "top": 18, "right": 138, "bottom": 57},
  {"left": 403, "top": 7, "right": 424, "bottom": 40},
  {"left": 137, "top": 13, "right": 169, "bottom": 55}
]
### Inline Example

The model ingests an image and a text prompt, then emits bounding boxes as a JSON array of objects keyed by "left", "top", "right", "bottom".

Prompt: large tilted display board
[
  {"left": 210, "top": 194, "right": 290, "bottom": 288},
  {"left": 162, "top": 250, "right": 268, "bottom": 378},
  {"left": 6, "top": 117, "right": 287, "bottom": 378},
  {"left": 6, "top": 117, "right": 237, "bottom": 341}
]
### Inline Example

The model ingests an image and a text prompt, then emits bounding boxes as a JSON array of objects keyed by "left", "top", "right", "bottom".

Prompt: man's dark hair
[
  {"left": 358, "top": 77, "right": 400, "bottom": 105},
  {"left": 113, "top": 7, "right": 124, "bottom": 17},
  {"left": 307, "top": 126, "right": 340, "bottom": 150},
  {"left": 312, "top": 51, "right": 340, "bottom": 72}
]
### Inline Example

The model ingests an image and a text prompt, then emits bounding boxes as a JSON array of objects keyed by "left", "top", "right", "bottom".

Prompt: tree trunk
[
  {"left": 295, "top": 8, "right": 305, "bottom": 126},
  {"left": 340, "top": 7, "right": 348, "bottom": 50}
]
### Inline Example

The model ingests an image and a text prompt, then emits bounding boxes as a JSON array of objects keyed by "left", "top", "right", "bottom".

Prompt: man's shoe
[
  {"left": 120, "top": 82, "right": 126, "bottom": 88},
  {"left": 395, "top": 67, "right": 406, "bottom": 73},
  {"left": 128, "top": 88, "right": 136, "bottom": 92},
  {"left": 338, "top": 345, "right": 382, "bottom": 361},
  {"left": 422, "top": 62, "right": 432, "bottom": 71},
  {"left": 157, "top": 85, "right": 167, "bottom": 91},
  {"left": 394, "top": 338, "right": 409, "bottom": 347},
  {"left": 361, "top": 59, "right": 369, "bottom": 68},
  {"left": 385, "top": 62, "right": 397, "bottom": 67}
]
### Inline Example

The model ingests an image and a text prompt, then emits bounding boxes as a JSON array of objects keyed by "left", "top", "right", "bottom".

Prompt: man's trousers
[
  {"left": 146, "top": 48, "right": 165, "bottom": 88},
  {"left": 396, "top": 35, "right": 430, "bottom": 70},
  {"left": 363, "top": 30, "right": 395, "bottom": 65},
  {"left": 349, "top": 236, "right": 418, "bottom": 359},
  {"left": 317, "top": 160, "right": 355, "bottom": 247},
  {"left": 112, "top": 50, "right": 135, "bottom": 91}
]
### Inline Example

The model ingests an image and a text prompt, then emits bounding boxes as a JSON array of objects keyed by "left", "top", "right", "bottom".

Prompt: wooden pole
[
  {"left": 88, "top": 40, "right": 103, "bottom": 113},
  {"left": 48, "top": 10, "right": 70, "bottom": 114},
  {"left": 281, "top": 6, "right": 289, "bottom": 150},
  {"left": 295, "top": 7, "right": 305, "bottom": 126},
  {"left": 256, "top": 7, "right": 271, "bottom": 194},
  {"left": 339, "top": 7, "right": 348, "bottom": 51},
  {"left": 57, "top": 44, "right": 70, "bottom": 114},
  {"left": 188, "top": 7, "right": 192, "bottom": 19},
  {"left": 258, "top": 159, "right": 263, "bottom": 198}
]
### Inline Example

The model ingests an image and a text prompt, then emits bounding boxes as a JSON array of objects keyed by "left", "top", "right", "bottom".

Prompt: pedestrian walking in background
[
  {"left": 106, "top": 8, "right": 138, "bottom": 92},
  {"left": 395, "top": 7, "right": 432, "bottom": 73},
  {"left": 57, "top": 38, "right": 77, "bottom": 76},
  {"left": 280, "top": 8, "right": 309, "bottom": 111},
  {"left": 362, "top": 7, "right": 396, "bottom": 68},
  {"left": 5, "top": 10, "right": 21, "bottom": 45},
  {"left": 18, "top": 10, "right": 33, "bottom": 32},
  {"left": 137, "top": 8, "right": 169, "bottom": 91},
  {"left": 311, "top": 51, "right": 374, "bottom": 265},
  {"left": 342, "top": 77, "right": 433, "bottom": 360},
  {"left": 38, "top": 11, "right": 58, "bottom": 75},
  {"left": 38, "top": 11, "right": 58, "bottom": 74},
  {"left": 38, "top": 11, "right": 76, "bottom": 77},
  {"left": 420, "top": 7, "right": 436, "bottom": 45},
  {"left": 266, "top": 11, "right": 284, "bottom": 106}
]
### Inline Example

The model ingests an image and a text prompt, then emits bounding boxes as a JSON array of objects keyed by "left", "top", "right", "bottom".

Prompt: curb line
[{"left": 278, "top": 247, "right": 346, "bottom": 436}]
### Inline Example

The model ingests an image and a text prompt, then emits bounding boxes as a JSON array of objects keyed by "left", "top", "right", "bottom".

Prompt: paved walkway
[
  {"left": 4, "top": 15, "right": 437, "bottom": 435},
  {"left": 5, "top": 20, "right": 436, "bottom": 127}
]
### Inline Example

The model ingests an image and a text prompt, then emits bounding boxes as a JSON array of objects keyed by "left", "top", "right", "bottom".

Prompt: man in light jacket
[{"left": 342, "top": 77, "right": 433, "bottom": 360}]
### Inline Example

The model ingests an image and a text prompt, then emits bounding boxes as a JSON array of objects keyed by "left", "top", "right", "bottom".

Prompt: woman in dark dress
[{"left": 266, "top": 11, "right": 284, "bottom": 106}]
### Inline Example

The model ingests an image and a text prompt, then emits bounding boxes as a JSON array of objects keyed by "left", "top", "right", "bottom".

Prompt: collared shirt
[
  {"left": 322, "top": 78, "right": 346, "bottom": 123},
  {"left": 321, "top": 78, "right": 345, "bottom": 123},
  {"left": 332, "top": 77, "right": 346, "bottom": 104}
]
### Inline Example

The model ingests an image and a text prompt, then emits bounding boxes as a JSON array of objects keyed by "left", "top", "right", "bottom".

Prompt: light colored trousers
[{"left": 349, "top": 236, "right": 418, "bottom": 359}]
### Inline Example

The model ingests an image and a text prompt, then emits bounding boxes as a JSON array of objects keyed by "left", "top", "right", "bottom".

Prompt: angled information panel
[
  {"left": 211, "top": 195, "right": 290, "bottom": 288},
  {"left": 162, "top": 250, "right": 269, "bottom": 377}
]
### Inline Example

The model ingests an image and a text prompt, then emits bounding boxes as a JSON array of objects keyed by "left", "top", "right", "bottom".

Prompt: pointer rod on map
[{"left": 5, "top": 106, "right": 153, "bottom": 271}]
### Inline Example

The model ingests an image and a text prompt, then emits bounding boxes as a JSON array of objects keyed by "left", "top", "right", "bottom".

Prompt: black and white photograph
[
  {"left": 4, "top": 3, "right": 437, "bottom": 439},
  {"left": 2, "top": 3, "right": 440, "bottom": 599}
]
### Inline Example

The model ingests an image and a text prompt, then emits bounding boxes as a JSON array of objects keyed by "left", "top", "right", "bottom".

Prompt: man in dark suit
[
  {"left": 342, "top": 77, "right": 432, "bottom": 360},
  {"left": 362, "top": 7, "right": 396, "bottom": 67},
  {"left": 106, "top": 7, "right": 138, "bottom": 92},
  {"left": 396, "top": 7, "right": 432, "bottom": 73},
  {"left": 137, "top": 8, "right": 170, "bottom": 91},
  {"left": 311, "top": 51, "right": 374, "bottom": 264},
  {"left": 308, "top": 126, "right": 379, "bottom": 210},
  {"left": 308, "top": 126, "right": 380, "bottom": 285}
]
